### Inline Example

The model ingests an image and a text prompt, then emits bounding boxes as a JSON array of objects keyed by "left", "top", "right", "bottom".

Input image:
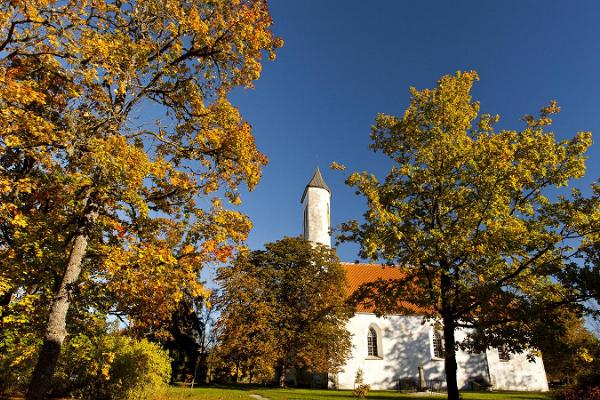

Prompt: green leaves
[{"left": 342, "top": 70, "right": 598, "bottom": 350}]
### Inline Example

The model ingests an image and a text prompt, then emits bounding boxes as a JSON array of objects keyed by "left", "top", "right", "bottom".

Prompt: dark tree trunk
[
  {"left": 27, "top": 204, "right": 98, "bottom": 400},
  {"left": 0, "top": 289, "right": 13, "bottom": 309},
  {"left": 277, "top": 361, "right": 287, "bottom": 388},
  {"left": 0, "top": 289, "right": 14, "bottom": 324},
  {"left": 443, "top": 314, "right": 460, "bottom": 400}
]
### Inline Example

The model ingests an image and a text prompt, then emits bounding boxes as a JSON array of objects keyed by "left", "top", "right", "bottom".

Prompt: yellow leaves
[
  {"left": 0, "top": 0, "right": 279, "bottom": 339},
  {"left": 11, "top": 212, "right": 27, "bottom": 228},
  {"left": 0, "top": 73, "right": 47, "bottom": 118},
  {"left": 10, "top": 345, "right": 37, "bottom": 368},
  {"left": 100, "top": 235, "right": 217, "bottom": 333},
  {"left": 168, "top": 169, "right": 195, "bottom": 192},
  {"left": 150, "top": 157, "right": 168, "bottom": 179},
  {"left": 330, "top": 161, "right": 346, "bottom": 171},
  {"left": 0, "top": 203, "right": 27, "bottom": 227},
  {"left": 101, "top": 351, "right": 116, "bottom": 380},
  {"left": 577, "top": 348, "right": 594, "bottom": 364},
  {"left": 343, "top": 70, "right": 596, "bottom": 324},
  {"left": 188, "top": 8, "right": 209, "bottom": 35}
]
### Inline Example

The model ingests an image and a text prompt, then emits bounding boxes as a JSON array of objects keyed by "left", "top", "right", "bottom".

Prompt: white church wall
[
  {"left": 336, "top": 313, "right": 446, "bottom": 390},
  {"left": 334, "top": 313, "right": 548, "bottom": 392},
  {"left": 486, "top": 348, "right": 549, "bottom": 391}
]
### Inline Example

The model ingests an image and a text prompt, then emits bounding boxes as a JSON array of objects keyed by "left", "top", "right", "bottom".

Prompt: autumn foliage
[
  {"left": 0, "top": 0, "right": 281, "bottom": 398},
  {"left": 214, "top": 237, "right": 352, "bottom": 386},
  {"left": 341, "top": 71, "right": 599, "bottom": 400}
]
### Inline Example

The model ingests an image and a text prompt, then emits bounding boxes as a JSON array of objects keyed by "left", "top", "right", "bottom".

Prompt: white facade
[{"left": 334, "top": 313, "right": 549, "bottom": 392}]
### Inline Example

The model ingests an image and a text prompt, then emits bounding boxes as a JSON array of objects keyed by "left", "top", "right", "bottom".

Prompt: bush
[
  {"left": 552, "top": 387, "right": 600, "bottom": 400},
  {"left": 551, "top": 370, "right": 600, "bottom": 400},
  {"left": 1, "top": 332, "right": 171, "bottom": 400},
  {"left": 0, "top": 331, "right": 39, "bottom": 395},
  {"left": 353, "top": 369, "right": 370, "bottom": 399},
  {"left": 54, "top": 334, "right": 172, "bottom": 400}
]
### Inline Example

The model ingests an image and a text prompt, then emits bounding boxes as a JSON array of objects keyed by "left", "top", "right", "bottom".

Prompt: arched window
[
  {"left": 432, "top": 329, "right": 444, "bottom": 359},
  {"left": 498, "top": 345, "right": 510, "bottom": 362},
  {"left": 367, "top": 328, "right": 378, "bottom": 357}
]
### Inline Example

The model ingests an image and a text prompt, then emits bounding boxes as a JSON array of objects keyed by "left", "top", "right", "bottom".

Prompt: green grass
[{"left": 165, "top": 385, "right": 551, "bottom": 400}]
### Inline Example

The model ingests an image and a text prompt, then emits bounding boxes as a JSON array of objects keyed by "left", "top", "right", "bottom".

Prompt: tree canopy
[
  {"left": 340, "top": 71, "right": 599, "bottom": 400},
  {"left": 0, "top": 0, "right": 281, "bottom": 398},
  {"left": 214, "top": 236, "right": 352, "bottom": 387}
]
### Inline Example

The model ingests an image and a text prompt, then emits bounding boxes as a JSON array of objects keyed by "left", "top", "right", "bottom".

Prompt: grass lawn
[{"left": 165, "top": 385, "right": 551, "bottom": 400}]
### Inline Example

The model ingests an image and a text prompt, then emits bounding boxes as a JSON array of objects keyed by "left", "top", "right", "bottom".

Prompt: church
[{"left": 300, "top": 168, "right": 549, "bottom": 392}]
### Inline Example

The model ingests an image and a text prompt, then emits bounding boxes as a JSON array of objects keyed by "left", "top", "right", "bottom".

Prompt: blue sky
[{"left": 227, "top": 0, "right": 600, "bottom": 262}]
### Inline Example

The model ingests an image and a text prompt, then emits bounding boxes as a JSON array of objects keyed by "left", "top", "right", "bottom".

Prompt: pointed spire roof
[{"left": 301, "top": 167, "right": 330, "bottom": 203}]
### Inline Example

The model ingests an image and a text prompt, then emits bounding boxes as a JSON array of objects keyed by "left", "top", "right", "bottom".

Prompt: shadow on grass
[{"left": 173, "top": 382, "right": 273, "bottom": 391}]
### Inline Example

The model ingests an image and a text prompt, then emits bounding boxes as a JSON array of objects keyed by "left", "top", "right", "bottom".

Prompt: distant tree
[
  {"left": 340, "top": 71, "right": 599, "bottom": 400},
  {"left": 562, "top": 229, "right": 600, "bottom": 316},
  {"left": 161, "top": 296, "right": 202, "bottom": 384},
  {"left": 161, "top": 293, "right": 216, "bottom": 386},
  {"left": 0, "top": 1, "right": 281, "bottom": 398},
  {"left": 534, "top": 310, "right": 600, "bottom": 384},
  {"left": 215, "top": 237, "right": 353, "bottom": 387}
]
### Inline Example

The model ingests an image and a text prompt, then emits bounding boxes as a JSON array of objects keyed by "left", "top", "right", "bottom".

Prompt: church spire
[
  {"left": 301, "top": 167, "right": 330, "bottom": 201},
  {"left": 301, "top": 167, "right": 331, "bottom": 247}
]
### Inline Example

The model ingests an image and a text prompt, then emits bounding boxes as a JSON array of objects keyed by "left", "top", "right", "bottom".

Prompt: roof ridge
[{"left": 341, "top": 262, "right": 397, "bottom": 267}]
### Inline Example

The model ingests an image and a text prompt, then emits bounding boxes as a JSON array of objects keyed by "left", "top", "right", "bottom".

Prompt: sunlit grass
[{"left": 165, "top": 385, "right": 551, "bottom": 400}]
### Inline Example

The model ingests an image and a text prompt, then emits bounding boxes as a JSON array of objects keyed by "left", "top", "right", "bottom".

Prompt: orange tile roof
[{"left": 341, "top": 262, "right": 429, "bottom": 315}]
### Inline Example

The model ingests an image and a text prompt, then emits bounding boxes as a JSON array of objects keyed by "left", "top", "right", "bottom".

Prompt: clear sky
[{"left": 227, "top": 0, "right": 600, "bottom": 262}]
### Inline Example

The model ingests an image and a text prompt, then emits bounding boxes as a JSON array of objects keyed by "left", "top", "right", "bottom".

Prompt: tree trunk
[
  {"left": 443, "top": 315, "right": 460, "bottom": 400},
  {"left": 27, "top": 204, "right": 98, "bottom": 400},
  {"left": 0, "top": 289, "right": 14, "bottom": 322},
  {"left": 278, "top": 361, "right": 287, "bottom": 388}
]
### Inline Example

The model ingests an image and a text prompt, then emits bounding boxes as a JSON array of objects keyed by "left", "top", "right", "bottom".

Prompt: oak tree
[
  {"left": 0, "top": 0, "right": 281, "bottom": 398},
  {"left": 340, "top": 71, "right": 599, "bottom": 400},
  {"left": 215, "top": 237, "right": 352, "bottom": 387}
]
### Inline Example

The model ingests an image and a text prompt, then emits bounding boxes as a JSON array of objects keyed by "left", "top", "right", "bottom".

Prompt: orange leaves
[
  {"left": 0, "top": 0, "right": 280, "bottom": 343},
  {"left": 100, "top": 241, "right": 207, "bottom": 334}
]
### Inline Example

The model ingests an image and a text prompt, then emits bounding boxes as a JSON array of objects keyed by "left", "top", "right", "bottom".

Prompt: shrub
[
  {"left": 0, "top": 331, "right": 39, "bottom": 395},
  {"left": 552, "top": 387, "right": 600, "bottom": 400},
  {"left": 551, "top": 369, "right": 600, "bottom": 400},
  {"left": 1, "top": 333, "right": 171, "bottom": 400},
  {"left": 353, "top": 368, "right": 370, "bottom": 399},
  {"left": 54, "top": 334, "right": 172, "bottom": 400}
]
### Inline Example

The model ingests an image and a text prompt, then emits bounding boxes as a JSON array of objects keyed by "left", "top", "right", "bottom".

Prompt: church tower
[{"left": 301, "top": 167, "right": 331, "bottom": 247}]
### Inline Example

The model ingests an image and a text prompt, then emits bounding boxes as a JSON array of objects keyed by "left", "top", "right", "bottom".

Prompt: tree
[
  {"left": 0, "top": 1, "right": 281, "bottom": 398},
  {"left": 161, "top": 293, "right": 217, "bottom": 385},
  {"left": 215, "top": 237, "right": 353, "bottom": 387},
  {"left": 560, "top": 203, "right": 600, "bottom": 316},
  {"left": 535, "top": 310, "right": 600, "bottom": 384},
  {"left": 339, "top": 71, "right": 599, "bottom": 400}
]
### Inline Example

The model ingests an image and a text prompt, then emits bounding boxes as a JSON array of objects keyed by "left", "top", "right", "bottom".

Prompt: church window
[
  {"left": 367, "top": 328, "right": 378, "bottom": 357},
  {"left": 498, "top": 345, "right": 511, "bottom": 362},
  {"left": 432, "top": 329, "right": 444, "bottom": 359},
  {"left": 303, "top": 208, "right": 308, "bottom": 240}
]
